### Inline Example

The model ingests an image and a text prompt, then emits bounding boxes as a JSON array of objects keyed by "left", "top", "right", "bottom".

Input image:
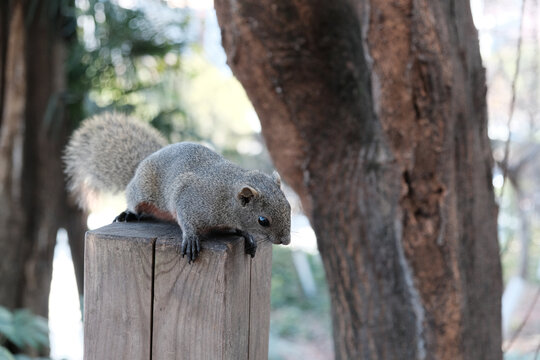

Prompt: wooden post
[{"left": 84, "top": 222, "right": 272, "bottom": 360}]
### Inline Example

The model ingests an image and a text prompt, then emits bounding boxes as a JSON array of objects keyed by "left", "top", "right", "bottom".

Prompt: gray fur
[
  {"left": 64, "top": 112, "right": 167, "bottom": 209},
  {"left": 64, "top": 113, "right": 291, "bottom": 260}
]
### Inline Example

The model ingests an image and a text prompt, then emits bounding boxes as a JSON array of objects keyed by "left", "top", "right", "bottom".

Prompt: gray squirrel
[{"left": 64, "top": 112, "right": 291, "bottom": 262}]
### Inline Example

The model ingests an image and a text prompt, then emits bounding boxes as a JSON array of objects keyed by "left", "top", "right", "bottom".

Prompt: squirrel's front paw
[
  {"left": 179, "top": 235, "right": 200, "bottom": 263},
  {"left": 235, "top": 230, "right": 257, "bottom": 258}
]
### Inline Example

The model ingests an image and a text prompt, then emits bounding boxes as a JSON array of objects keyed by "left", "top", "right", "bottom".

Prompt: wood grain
[
  {"left": 152, "top": 234, "right": 253, "bottom": 360},
  {"left": 84, "top": 222, "right": 177, "bottom": 360},
  {"left": 84, "top": 222, "right": 273, "bottom": 360},
  {"left": 248, "top": 239, "right": 272, "bottom": 359}
]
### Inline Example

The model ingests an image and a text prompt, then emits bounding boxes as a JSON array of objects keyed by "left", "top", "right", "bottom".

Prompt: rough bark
[
  {"left": 0, "top": 0, "right": 86, "bottom": 318},
  {"left": 215, "top": 0, "right": 501, "bottom": 359}
]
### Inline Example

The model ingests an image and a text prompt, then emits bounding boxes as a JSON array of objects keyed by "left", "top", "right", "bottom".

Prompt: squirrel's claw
[
  {"left": 237, "top": 230, "right": 257, "bottom": 258},
  {"left": 245, "top": 236, "right": 257, "bottom": 258},
  {"left": 180, "top": 235, "right": 200, "bottom": 263}
]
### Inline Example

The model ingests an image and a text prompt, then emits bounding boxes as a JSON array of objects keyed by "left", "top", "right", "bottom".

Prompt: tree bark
[
  {"left": 0, "top": 0, "right": 86, "bottom": 318},
  {"left": 215, "top": 0, "right": 502, "bottom": 359}
]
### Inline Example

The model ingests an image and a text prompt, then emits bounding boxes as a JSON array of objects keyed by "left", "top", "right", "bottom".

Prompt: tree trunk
[
  {"left": 22, "top": 24, "right": 67, "bottom": 316},
  {"left": 0, "top": 0, "right": 86, "bottom": 318},
  {"left": 516, "top": 189, "right": 530, "bottom": 280},
  {"left": 215, "top": 1, "right": 502, "bottom": 359},
  {"left": 63, "top": 197, "right": 88, "bottom": 301},
  {"left": 0, "top": 0, "right": 29, "bottom": 311}
]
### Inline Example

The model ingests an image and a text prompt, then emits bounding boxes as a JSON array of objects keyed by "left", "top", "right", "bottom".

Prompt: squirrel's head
[{"left": 236, "top": 171, "right": 291, "bottom": 245}]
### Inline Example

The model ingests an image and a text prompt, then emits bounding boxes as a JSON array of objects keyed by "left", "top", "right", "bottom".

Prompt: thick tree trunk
[
  {"left": 0, "top": 1, "right": 86, "bottom": 318},
  {"left": 215, "top": 0, "right": 502, "bottom": 359}
]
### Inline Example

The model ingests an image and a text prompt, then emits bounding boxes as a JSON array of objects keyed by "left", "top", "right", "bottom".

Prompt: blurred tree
[
  {"left": 66, "top": 0, "right": 189, "bottom": 125},
  {"left": 0, "top": 0, "right": 76, "bottom": 324},
  {"left": 504, "top": 145, "right": 540, "bottom": 279},
  {"left": 215, "top": 0, "right": 502, "bottom": 359},
  {"left": 0, "top": 0, "right": 192, "bottom": 324},
  {"left": 485, "top": 0, "right": 540, "bottom": 285}
]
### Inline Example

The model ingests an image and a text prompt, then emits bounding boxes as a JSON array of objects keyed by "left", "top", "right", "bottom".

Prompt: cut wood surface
[{"left": 84, "top": 221, "right": 272, "bottom": 360}]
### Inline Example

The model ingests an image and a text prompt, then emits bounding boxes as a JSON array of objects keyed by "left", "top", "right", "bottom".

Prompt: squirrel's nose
[{"left": 271, "top": 234, "right": 290, "bottom": 245}]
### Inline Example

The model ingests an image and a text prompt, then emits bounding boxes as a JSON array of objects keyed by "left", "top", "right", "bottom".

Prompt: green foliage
[
  {"left": 66, "top": 0, "right": 190, "bottom": 129},
  {"left": 65, "top": 0, "right": 272, "bottom": 172},
  {"left": 0, "top": 346, "right": 15, "bottom": 360},
  {"left": 271, "top": 248, "right": 305, "bottom": 308},
  {"left": 13, "top": 356, "right": 51, "bottom": 360},
  {"left": 270, "top": 247, "right": 331, "bottom": 341},
  {"left": 176, "top": 55, "right": 273, "bottom": 170},
  {"left": 0, "top": 306, "right": 49, "bottom": 358},
  {"left": 271, "top": 247, "right": 330, "bottom": 310}
]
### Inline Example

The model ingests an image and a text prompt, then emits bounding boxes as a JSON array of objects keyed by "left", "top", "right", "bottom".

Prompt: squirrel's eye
[{"left": 258, "top": 216, "right": 270, "bottom": 227}]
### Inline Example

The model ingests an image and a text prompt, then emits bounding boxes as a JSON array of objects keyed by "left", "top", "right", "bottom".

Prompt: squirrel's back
[{"left": 64, "top": 112, "right": 167, "bottom": 209}]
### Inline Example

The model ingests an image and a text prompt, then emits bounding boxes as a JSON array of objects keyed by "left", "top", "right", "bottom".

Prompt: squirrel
[{"left": 64, "top": 112, "right": 291, "bottom": 262}]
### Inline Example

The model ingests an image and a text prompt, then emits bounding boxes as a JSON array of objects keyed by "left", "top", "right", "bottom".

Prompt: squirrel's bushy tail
[{"left": 64, "top": 112, "right": 168, "bottom": 210}]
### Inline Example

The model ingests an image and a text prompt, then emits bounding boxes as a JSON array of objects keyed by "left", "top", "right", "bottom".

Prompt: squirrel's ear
[
  {"left": 238, "top": 186, "right": 259, "bottom": 206},
  {"left": 272, "top": 171, "right": 282, "bottom": 188}
]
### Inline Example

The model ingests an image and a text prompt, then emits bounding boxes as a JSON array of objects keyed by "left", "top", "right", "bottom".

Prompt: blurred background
[{"left": 0, "top": 0, "right": 539, "bottom": 359}]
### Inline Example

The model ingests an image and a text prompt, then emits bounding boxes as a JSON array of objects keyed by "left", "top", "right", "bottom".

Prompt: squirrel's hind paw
[{"left": 114, "top": 210, "right": 141, "bottom": 223}]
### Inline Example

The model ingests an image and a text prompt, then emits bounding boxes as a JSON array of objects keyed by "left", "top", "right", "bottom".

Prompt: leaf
[
  {"left": 0, "top": 307, "right": 14, "bottom": 340},
  {"left": 8, "top": 310, "right": 49, "bottom": 350},
  {"left": 13, "top": 356, "right": 32, "bottom": 360},
  {"left": 14, "top": 356, "right": 51, "bottom": 360},
  {"left": 0, "top": 346, "right": 16, "bottom": 360}
]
